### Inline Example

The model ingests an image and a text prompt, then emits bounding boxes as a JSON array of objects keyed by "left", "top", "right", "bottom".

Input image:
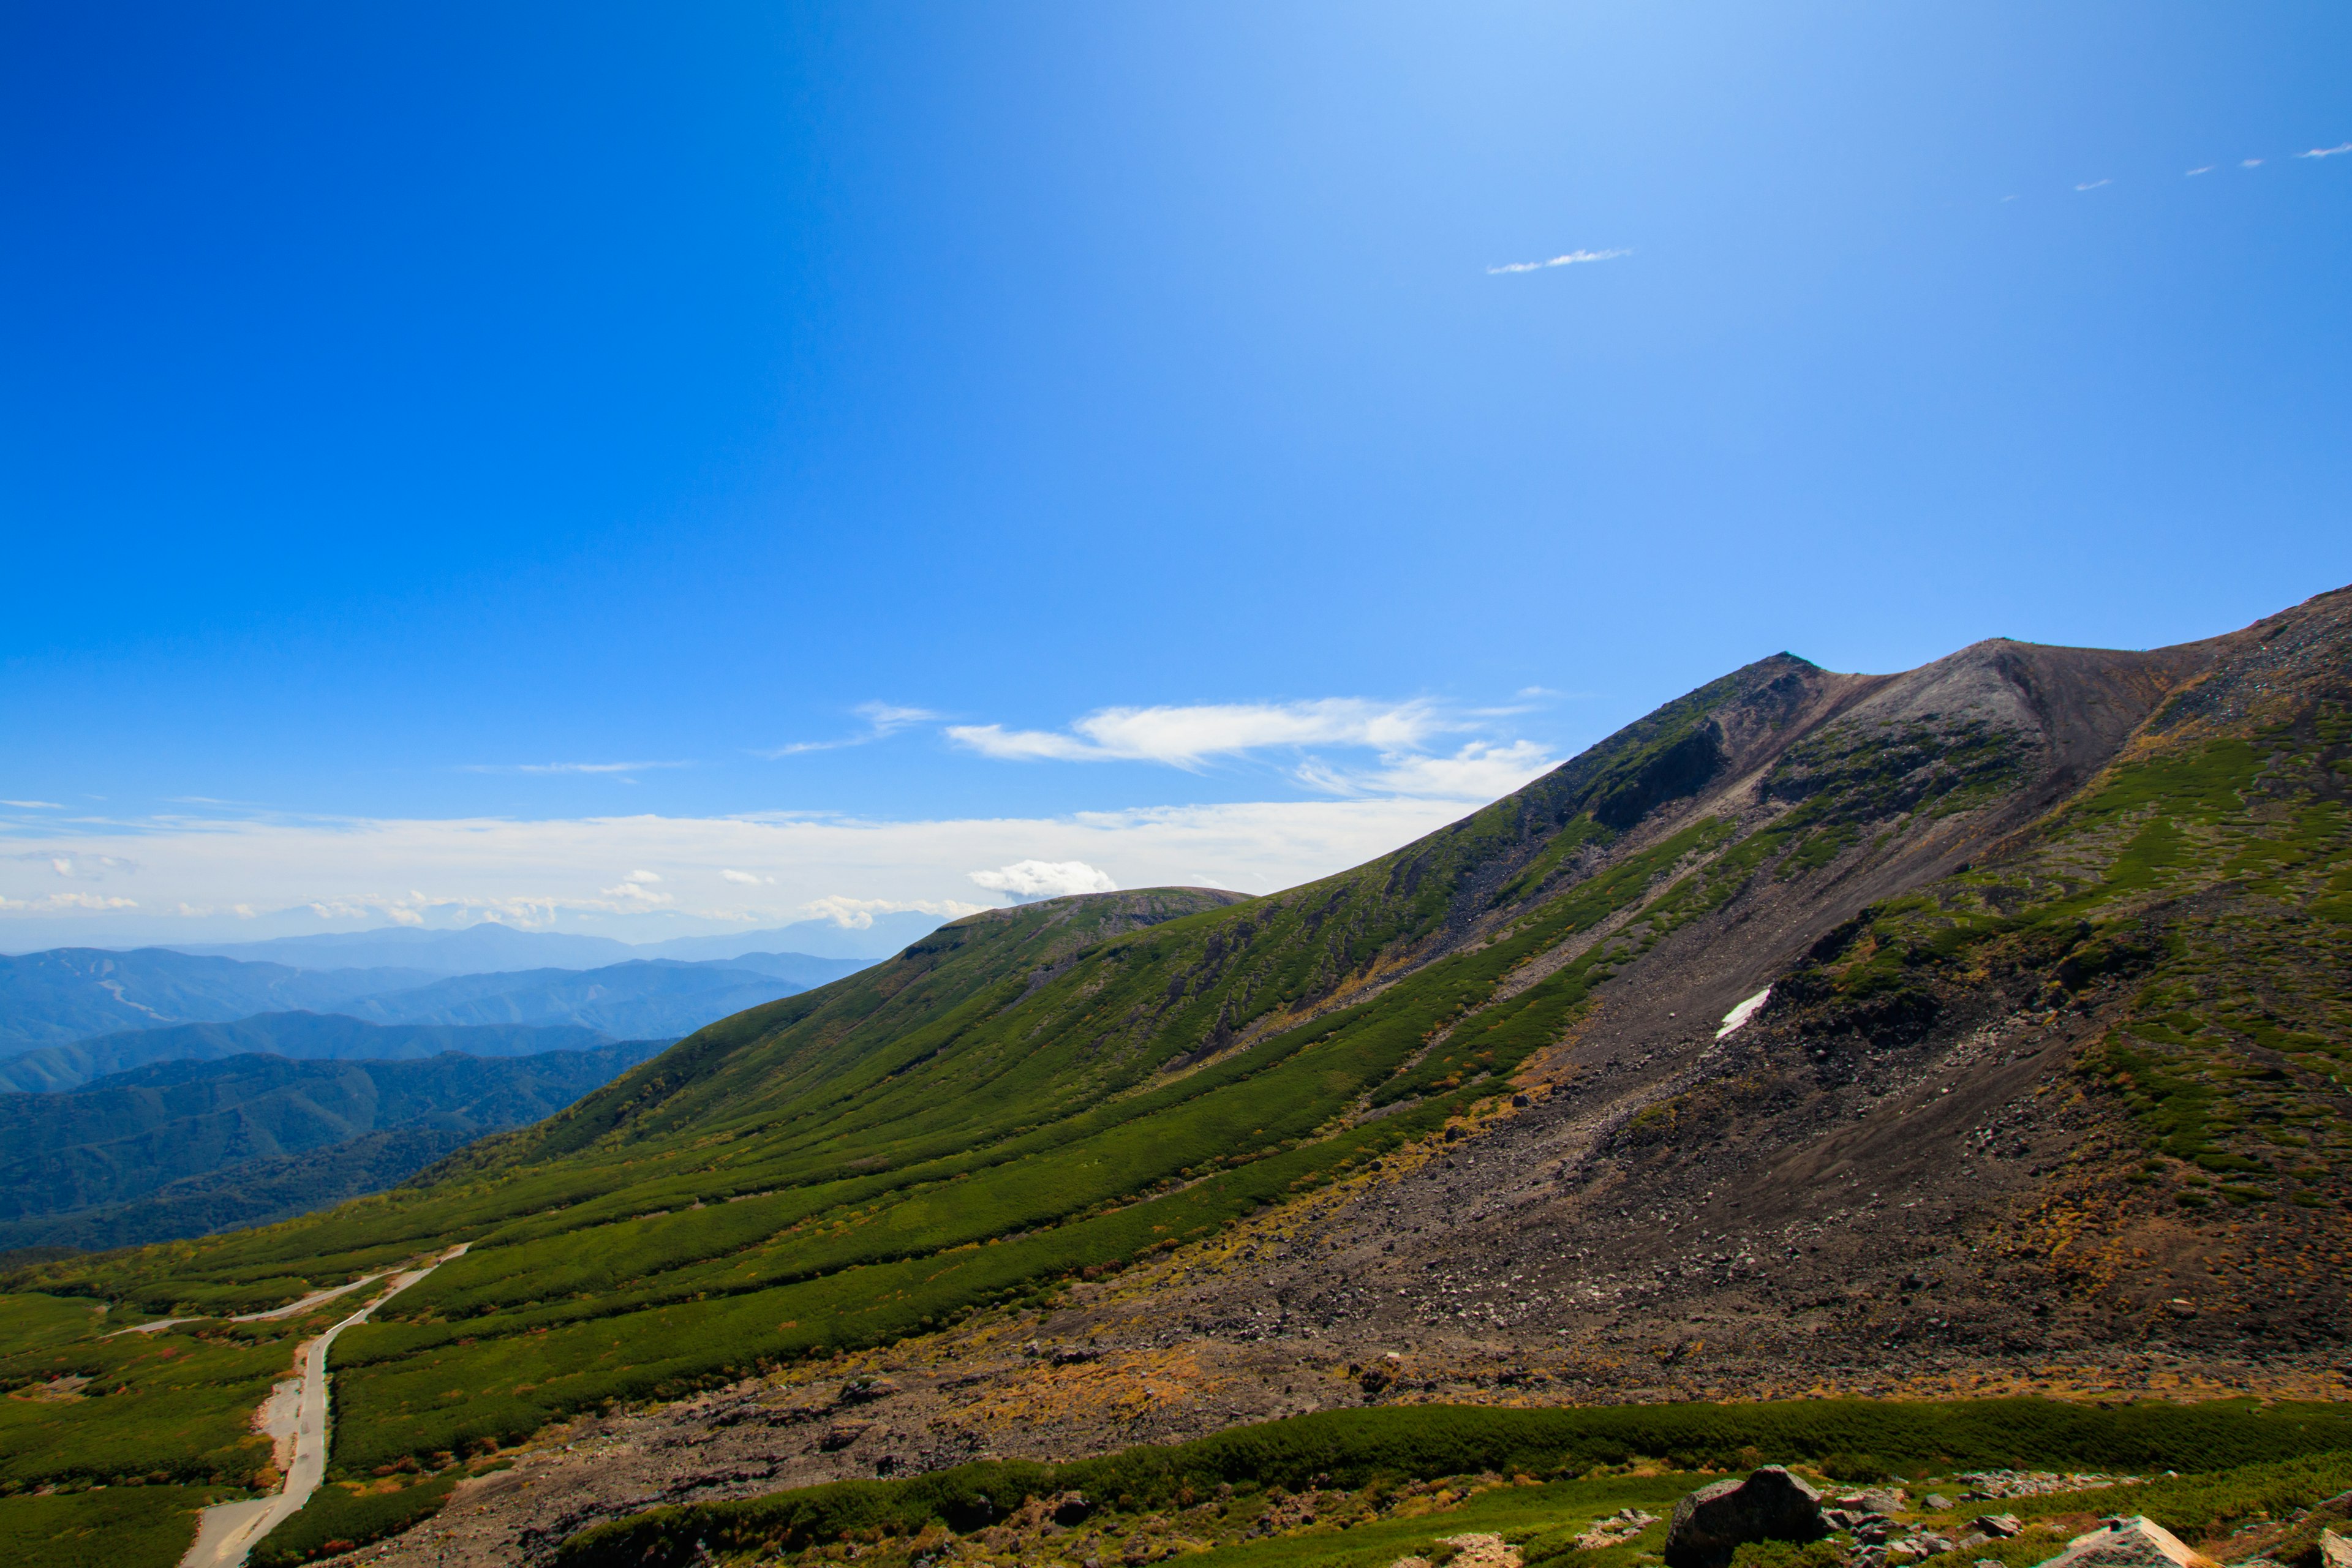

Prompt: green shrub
[{"left": 248, "top": 1471, "right": 463, "bottom": 1567}]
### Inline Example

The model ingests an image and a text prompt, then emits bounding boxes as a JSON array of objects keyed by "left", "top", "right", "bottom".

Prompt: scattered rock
[
  {"left": 1929, "top": 1496, "right": 1956, "bottom": 1512},
  {"left": 1578, "top": 1510, "right": 1660, "bottom": 1549},
  {"left": 1978, "top": 1517, "right": 2026, "bottom": 1539},
  {"left": 1441, "top": 1534, "right": 1524, "bottom": 1568},
  {"left": 1666, "top": 1467, "right": 1829, "bottom": 1568},
  {"left": 2320, "top": 1531, "right": 2351, "bottom": 1568},
  {"left": 2031, "top": 1516, "right": 2214, "bottom": 1568}
]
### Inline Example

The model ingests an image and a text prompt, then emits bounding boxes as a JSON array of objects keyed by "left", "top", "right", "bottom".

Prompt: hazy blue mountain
[
  {"left": 680, "top": 951, "right": 870, "bottom": 987},
  {"left": 626, "top": 911, "right": 949, "bottom": 962},
  {"left": 0, "top": 949, "right": 437, "bottom": 1055},
  {"left": 164, "top": 924, "right": 640, "bottom": 974},
  {"left": 0, "top": 1012, "right": 615, "bottom": 1094},
  {"left": 339, "top": 958, "right": 837, "bottom": 1038},
  {"left": 0, "top": 1041, "right": 666, "bottom": 1251},
  {"left": 162, "top": 914, "right": 941, "bottom": 971}
]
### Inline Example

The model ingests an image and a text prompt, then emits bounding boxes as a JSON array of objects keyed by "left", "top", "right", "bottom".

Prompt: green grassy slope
[{"left": 554, "top": 1397, "right": 2352, "bottom": 1568}]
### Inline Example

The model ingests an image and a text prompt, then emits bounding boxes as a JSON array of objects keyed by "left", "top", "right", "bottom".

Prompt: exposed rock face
[
  {"left": 1664, "top": 1466, "right": 1828, "bottom": 1568},
  {"left": 2032, "top": 1517, "right": 2211, "bottom": 1568},
  {"left": 2317, "top": 1529, "right": 2350, "bottom": 1568}
]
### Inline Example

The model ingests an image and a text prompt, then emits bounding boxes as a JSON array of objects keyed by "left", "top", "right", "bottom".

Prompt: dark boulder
[{"left": 1665, "top": 1467, "right": 1828, "bottom": 1568}]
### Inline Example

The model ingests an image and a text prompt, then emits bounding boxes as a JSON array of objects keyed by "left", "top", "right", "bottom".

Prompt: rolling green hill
[{"left": 2, "top": 586, "right": 2346, "bottom": 1567}]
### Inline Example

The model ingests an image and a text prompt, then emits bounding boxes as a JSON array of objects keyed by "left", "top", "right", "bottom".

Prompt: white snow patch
[{"left": 1716, "top": 986, "right": 1772, "bottom": 1039}]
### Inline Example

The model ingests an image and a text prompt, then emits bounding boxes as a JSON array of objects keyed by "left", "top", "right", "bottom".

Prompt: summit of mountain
[{"left": 6, "top": 586, "right": 2348, "bottom": 1566}]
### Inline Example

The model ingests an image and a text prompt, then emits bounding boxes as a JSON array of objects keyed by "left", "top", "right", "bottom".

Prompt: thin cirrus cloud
[
  {"left": 946, "top": 698, "right": 1559, "bottom": 803},
  {"left": 948, "top": 698, "right": 1452, "bottom": 767},
  {"left": 2301, "top": 143, "right": 2352, "bottom": 159},
  {"left": 1292, "top": 739, "right": 1556, "bottom": 803},
  {"left": 760, "top": 702, "right": 939, "bottom": 758},
  {"left": 2075, "top": 179, "right": 2111, "bottom": 191},
  {"left": 2, "top": 800, "right": 65, "bottom": 810},
  {"left": 1486, "top": 248, "right": 1629, "bottom": 276}
]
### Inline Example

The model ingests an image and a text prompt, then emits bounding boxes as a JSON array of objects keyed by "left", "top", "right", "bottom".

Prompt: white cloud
[
  {"left": 0, "top": 796, "right": 1478, "bottom": 944},
  {"left": 600, "top": 873, "right": 675, "bottom": 906},
  {"left": 0, "top": 891, "right": 140, "bottom": 913},
  {"left": 968, "top": 859, "right": 1120, "bottom": 901},
  {"left": 2, "top": 800, "right": 64, "bottom": 810},
  {"left": 2299, "top": 143, "right": 2352, "bottom": 159},
  {"left": 721, "top": 869, "right": 770, "bottom": 886},
  {"left": 2185, "top": 165, "right": 2215, "bottom": 176},
  {"left": 801, "top": 894, "right": 989, "bottom": 929},
  {"left": 2075, "top": 179, "right": 2111, "bottom": 191},
  {"left": 1487, "top": 248, "right": 1630, "bottom": 275},
  {"left": 1294, "top": 739, "right": 1556, "bottom": 802},
  {"left": 2241, "top": 159, "right": 2263, "bottom": 168},
  {"left": 761, "top": 702, "right": 940, "bottom": 757},
  {"left": 948, "top": 698, "right": 1449, "bottom": 767}
]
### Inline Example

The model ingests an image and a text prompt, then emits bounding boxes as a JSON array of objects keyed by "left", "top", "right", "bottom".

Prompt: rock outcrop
[
  {"left": 1664, "top": 1467, "right": 1828, "bottom": 1568},
  {"left": 2032, "top": 1517, "right": 2212, "bottom": 1568}
]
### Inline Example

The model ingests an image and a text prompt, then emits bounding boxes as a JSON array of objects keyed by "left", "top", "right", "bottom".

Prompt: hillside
[
  {"left": 0, "top": 1014, "right": 615, "bottom": 1095},
  {"left": 1, "top": 585, "right": 2346, "bottom": 1567},
  {"left": 0, "top": 1042, "right": 668, "bottom": 1253}
]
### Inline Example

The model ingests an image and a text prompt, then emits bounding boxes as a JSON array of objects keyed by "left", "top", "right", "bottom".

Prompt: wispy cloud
[
  {"left": 721, "top": 868, "right": 771, "bottom": 886},
  {"left": 599, "top": 869, "right": 674, "bottom": 906},
  {"left": 2185, "top": 165, "right": 2216, "bottom": 176},
  {"left": 760, "top": 702, "right": 939, "bottom": 758},
  {"left": 1292, "top": 739, "right": 1556, "bottom": 803},
  {"left": 968, "top": 859, "right": 1119, "bottom": 902},
  {"left": 947, "top": 696, "right": 1560, "bottom": 803},
  {"left": 948, "top": 698, "right": 1450, "bottom": 767},
  {"left": 1, "top": 800, "right": 63, "bottom": 810},
  {"left": 799, "top": 894, "right": 988, "bottom": 929},
  {"left": 0, "top": 799, "right": 1478, "bottom": 940},
  {"left": 2241, "top": 158, "right": 2264, "bottom": 168},
  {"left": 466, "top": 760, "right": 692, "bottom": 775},
  {"left": 0, "top": 891, "right": 139, "bottom": 913},
  {"left": 1487, "top": 248, "right": 1630, "bottom": 276},
  {"left": 2300, "top": 143, "right": 2352, "bottom": 159},
  {"left": 2075, "top": 179, "right": 2111, "bottom": 192}
]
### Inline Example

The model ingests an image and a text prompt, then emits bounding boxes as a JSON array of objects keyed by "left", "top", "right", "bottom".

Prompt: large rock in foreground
[
  {"left": 1664, "top": 1468, "right": 1827, "bottom": 1568},
  {"left": 2030, "top": 1517, "right": 2212, "bottom": 1568}
]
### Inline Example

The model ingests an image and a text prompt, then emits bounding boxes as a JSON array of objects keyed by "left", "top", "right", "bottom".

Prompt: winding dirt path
[{"left": 179, "top": 1245, "right": 468, "bottom": 1568}]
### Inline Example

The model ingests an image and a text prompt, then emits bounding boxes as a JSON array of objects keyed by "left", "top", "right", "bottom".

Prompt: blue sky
[{"left": 4, "top": 2, "right": 2350, "bottom": 947}]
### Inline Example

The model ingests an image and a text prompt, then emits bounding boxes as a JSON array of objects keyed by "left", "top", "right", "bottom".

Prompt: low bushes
[{"left": 552, "top": 1398, "right": 2352, "bottom": 1568}]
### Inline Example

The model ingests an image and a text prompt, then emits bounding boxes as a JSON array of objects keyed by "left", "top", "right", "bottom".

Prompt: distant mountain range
[
  {"left": 339, "top": 956, "right": 867, "bottom": 1038},
  {"left": 0, "top": 1039, "right": 668, "bottom": 1252},
  {"left": 0, "top": 948, "right": 437, "bottom": 1052},
  {"left": 160, "top": 910, "right": 952, "bottom": 972},
  {"left": 0, "top": 946, "right": 873, "bottom": 1059},
  {"left": 0, "top": 1013, "right": 616, "bottom": 1094}
]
